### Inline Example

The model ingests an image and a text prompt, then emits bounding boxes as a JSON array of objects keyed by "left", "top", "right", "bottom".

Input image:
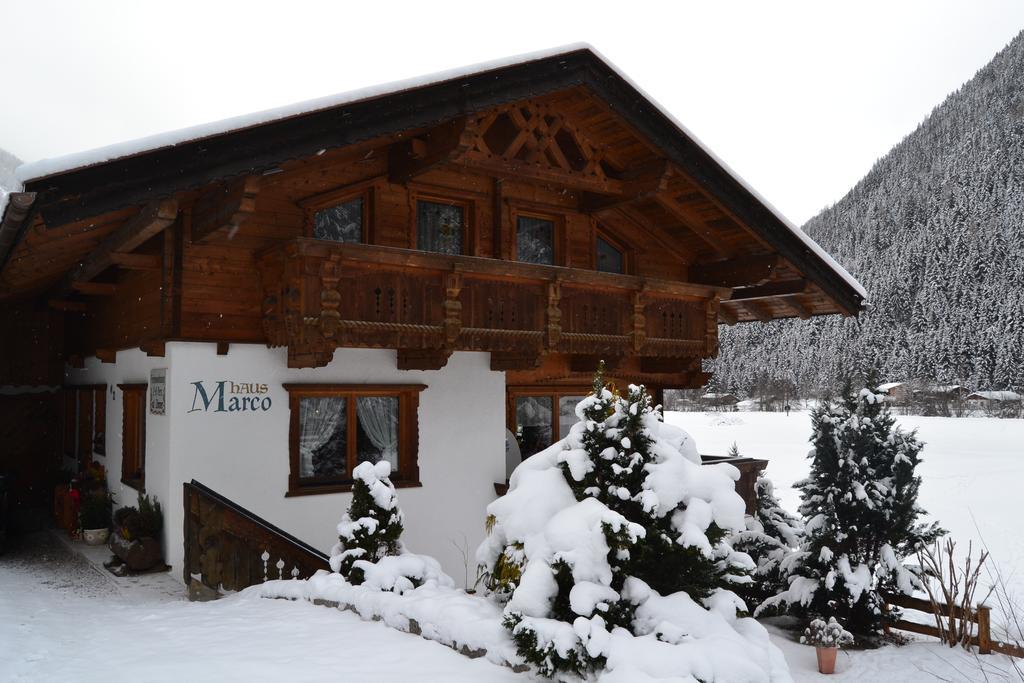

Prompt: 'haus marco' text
[{"left": 189, "top": 381, "right": 272, "bottom": 413}]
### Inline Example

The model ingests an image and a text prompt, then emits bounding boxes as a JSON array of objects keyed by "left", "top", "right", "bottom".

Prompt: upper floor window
[
  {"left": 516, "top": 215, "right": 555, "bottom": 265},
  {"left": 285, "top": 384, "right": 424, "bottom": 496},
  {"left": 596, "top": 234, "right": 626, "bottom": 274},
  {"left": 417, "top": 199, "right": 464, "bottom": 255},
  {"left": 313, "top": 195, "right": 364, "bottom": 243}
]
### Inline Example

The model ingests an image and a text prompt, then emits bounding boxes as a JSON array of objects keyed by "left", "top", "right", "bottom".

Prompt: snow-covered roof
[
  {"left": 967, "top": 391, "right": 1022, "bottom": 401},
  {"left": 8, "top": 45, "right": 866, "bottom": 304},
  {"left": 701, "top": 392, "right": 738, "bottom": 401},
  {"left": 876, "top": 382, "right": 906, "bottom": 392}
]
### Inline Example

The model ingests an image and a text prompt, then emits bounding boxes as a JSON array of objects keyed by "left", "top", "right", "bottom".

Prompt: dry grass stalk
[{"left": 917, "top": 538, "right": 991, "bottom": 649}]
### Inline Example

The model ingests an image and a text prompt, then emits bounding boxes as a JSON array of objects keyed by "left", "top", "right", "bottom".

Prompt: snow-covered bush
[
  {"left": 330, "top": 461, "right": 405, "bottom": 585},
  {"left": 730, "top": 473, "right": 803, "bottom": 613},
  {"left": 761, "top": 388, "right": 944, "bottom": 639},
  {"left": 801, "top": 617, "right": 853, "bottom": 648},
  {"left": 477, "top": 366, "right": 780, "bottom": 679}
]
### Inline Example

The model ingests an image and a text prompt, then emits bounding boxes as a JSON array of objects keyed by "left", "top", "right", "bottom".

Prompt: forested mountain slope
[{"left": 712, "top": 31, "right": 1024, "bottom": 396}]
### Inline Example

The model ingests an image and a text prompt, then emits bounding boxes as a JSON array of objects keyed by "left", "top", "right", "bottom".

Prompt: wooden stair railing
[{"left": 183, "top": 480, "right": 330, "bottom": 597}]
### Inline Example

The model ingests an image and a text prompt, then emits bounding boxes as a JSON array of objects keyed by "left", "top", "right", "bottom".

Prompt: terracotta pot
[
  {"left": 82, "top": 528, "right": 110, "bottom": 545},
  {"left": 816, "top": 646, "right": 838, "bottom": 674}
]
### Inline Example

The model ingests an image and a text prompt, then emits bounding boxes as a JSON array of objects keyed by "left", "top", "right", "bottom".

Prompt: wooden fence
[
  {"left": 183, "top": 480, "right": 330, "bottom": 597},
  {"left": 884, "top": 592, "right": 1024, "bottom": 658}
]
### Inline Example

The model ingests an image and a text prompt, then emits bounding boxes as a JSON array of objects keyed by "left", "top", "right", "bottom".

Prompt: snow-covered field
[{"left": 668, "top": 411, "right": 1024, "bottom": 633}]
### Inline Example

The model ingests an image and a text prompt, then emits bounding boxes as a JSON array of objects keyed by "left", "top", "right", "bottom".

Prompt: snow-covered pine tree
[
  {"left": 761, "top": 388, "right": 943, "bottom": 638},
  {"left": 329, "top": 460, "right": 404, "bottom": 584},
  {"left": 478, "top": 364, "right": 753, "bottom": 677},
  {"left": 730, "top": 472, "right": 803, "bottom": 613}
]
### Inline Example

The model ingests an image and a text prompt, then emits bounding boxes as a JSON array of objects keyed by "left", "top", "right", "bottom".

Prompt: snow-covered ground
[
  {"left": 0, "top": 533, "right": 525, "bottom": 683},
  {"left": 669, "top": 410, "right": 1024, "bottom": 637}
]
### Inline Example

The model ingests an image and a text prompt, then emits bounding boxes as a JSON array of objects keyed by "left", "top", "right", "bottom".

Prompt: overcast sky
[{"left": 2, "top": 0, "right": 1022, "bottom": 225}]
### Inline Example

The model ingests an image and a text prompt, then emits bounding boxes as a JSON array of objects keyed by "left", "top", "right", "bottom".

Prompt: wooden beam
[
  {"left": 48, "top": 299, "right": 87, "bottom": 312},
  {"left": 652, "top": 193, "right": 731, "bottom": 258},
  {"left": 740, "top": 300, "right": 773, "bottom": 322},
  {"left": 783, "top": 296, "right": 812, "bottom": 320},
  {"left": 578, "top": 161, "right": 672, "bottom": 213},
  {"left": 216, "top": 342, "right": 230, "bottom": 356},
  {"left": 397, "top": 348, "right": 451, "bottom": 371},
  {"left": 389, "top": 117, "right": 470, "bottom": 184},
  {"left": 191, "top": 175, "right": 260, "bottom": 243},
  {"left": 731, "top": 279, "right": 808, "bottom": 301},
  {"left": 96, "top": 349, "right": 116, "bottom": 364},
  {"left": 53, "top": 198, "right": 178, "bottom": 299},
  {"left": 71, "top": 281, "right": 117, "bottom": 296},
  {"left": 690, "top": 254, "right": 780, "bottom": 288},
  {"left": 142, "top": 341, "right": 165, "bottom": 357},
  {"left": 0, "top": 192, "right": 36, "bottom": 275},
  {"left": 491, "top": 352, "right": 544, "bottom": 372},
  {"left": 109, "top": 252, "right": 162, "bottom": 270},
  {"left": 719, "top": 304, "right": 739, "bottom": 326}
]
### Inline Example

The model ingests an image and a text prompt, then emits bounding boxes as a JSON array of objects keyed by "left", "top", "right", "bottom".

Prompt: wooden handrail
[{"left": 183, "top": 480, "right": 330, "bottom": 596}]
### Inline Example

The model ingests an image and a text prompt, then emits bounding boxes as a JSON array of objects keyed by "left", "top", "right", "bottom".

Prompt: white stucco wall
[{"left": 69, "top": 343, "right": 506, "bottom": 587}]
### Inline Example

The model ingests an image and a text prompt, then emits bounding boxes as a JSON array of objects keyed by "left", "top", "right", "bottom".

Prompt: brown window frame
[
  {"left": 411, "top": 193, "right": 474, "bottom": 256},
  {"left": 594, "top": 228, "right": 634, "bottom": 275},
  {"left": 284, "top": 384, "right": 425, "bottom": 497},
  {"left": 507, "top": 385, "right": 590, "bottom": 458},
  {"left": 511, "top": 208, "right": 564, "bottom": 266},
  {"left": 118, "top": 383, "right": 147, "bottom": 491},
  {"left": 299, "top": 180, "right": 379, "bottom": 244}
]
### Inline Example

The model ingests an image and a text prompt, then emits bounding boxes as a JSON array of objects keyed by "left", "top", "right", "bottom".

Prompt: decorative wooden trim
[{"left": 284, "top": 384, "right": 426, "bottom": 496}]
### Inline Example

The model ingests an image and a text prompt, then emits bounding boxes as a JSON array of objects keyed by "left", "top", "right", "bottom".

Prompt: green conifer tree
[{"left": 329, "top": 460, "right": 404, "bottom": 584}]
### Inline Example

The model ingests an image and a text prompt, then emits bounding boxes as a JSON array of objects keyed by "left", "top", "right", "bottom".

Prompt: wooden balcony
[{"left": 258, "top": 239, "right": 728, "bottom": 371}]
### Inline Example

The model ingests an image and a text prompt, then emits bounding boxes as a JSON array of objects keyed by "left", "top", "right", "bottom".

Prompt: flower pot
[
  {"left": 816, "top": 646, "right": 838, "bottom": 674},
  {"left": 82, "top": 528, "right": 110, "bottom": 545},
  {"left": 110, "top": 533, "right": 163, "bottom": 572}
]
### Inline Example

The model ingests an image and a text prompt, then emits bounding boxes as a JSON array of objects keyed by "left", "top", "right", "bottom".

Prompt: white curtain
[
  {"left": 299, "top": 397, "right": 345, "bottom": 477},
  {"left": 356, "top": 397, "right": 399, "bottom": 468}
]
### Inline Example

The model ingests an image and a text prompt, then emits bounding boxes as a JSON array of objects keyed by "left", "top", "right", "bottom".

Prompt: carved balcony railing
[{"left": 258, "top": 239, "right": 728, "bottom": 370}]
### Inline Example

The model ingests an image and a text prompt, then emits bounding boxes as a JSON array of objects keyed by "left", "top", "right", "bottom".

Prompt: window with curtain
[
  {"left": 416, "top": 199, "right": 464, "bottom": 255},
  {"left": 285, "top": 385, "right": 424, "bottom": 495},
  {"left": 313, "top": 196, "right": 364, "bottom": 243},
  {"left": 516, "top": 215, "right": 555, "bottom": 265},
  {"left": 596, "top": 234, "right": 625, "bottom": 274}
]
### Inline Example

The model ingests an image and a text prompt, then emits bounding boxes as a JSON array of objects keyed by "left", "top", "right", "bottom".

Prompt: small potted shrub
[
  {"left": 801, "top": 616, "right": 853, "bottom": 674},
  {"left": 79, "top": 492, "right": 113, "bottom": 545},
  {"left": 109, "top": 493, "right": 164, "bottom": 574}
]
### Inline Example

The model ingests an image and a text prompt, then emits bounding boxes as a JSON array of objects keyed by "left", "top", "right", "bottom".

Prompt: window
[
  {"left": 119, "top": 384, "right": 147, "bottom": 490},
  {"left": 62, "top": 385, "right": 106, "bottom": 465},
  {"left": 596, "top": 234, "right": 625, "bottom": 274},
  {"left": 313, "top": 196, "right": 364, "bottom": 243},
  {"left": 516, "top": 215, "right": 555, "bottom": 265},
  {"left": 417, "top": 199, "right": 464, "bottom": 255},
  {"left": 285, "top": 384, "right": 425, "bottom": 496},
  {"left": 509, "top": 389, "right": 587, "bottom": 460}
]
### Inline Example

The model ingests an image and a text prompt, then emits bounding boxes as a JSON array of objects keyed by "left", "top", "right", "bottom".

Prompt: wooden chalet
[{"left": 0, "top": 46, "right": 864, "bottom": 589}]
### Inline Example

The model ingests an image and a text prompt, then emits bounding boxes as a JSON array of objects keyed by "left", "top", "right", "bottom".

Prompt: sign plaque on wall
[{"left": 150, "top": 368, "right": 167, "bottom": 415}]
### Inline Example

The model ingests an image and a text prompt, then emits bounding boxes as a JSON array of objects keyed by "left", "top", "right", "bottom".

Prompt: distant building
[
  {"left": 735, "top": 399, "right": 758, "bottom": 412},
  {"left": 876, "top": 382, "right": 910, "bottom": 403},
  {"left": 701, "top": 392, "right": 740, "bottom": 409},
  {"left": 966, "top": 391, "right": 1022, "bottom": 409}
]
